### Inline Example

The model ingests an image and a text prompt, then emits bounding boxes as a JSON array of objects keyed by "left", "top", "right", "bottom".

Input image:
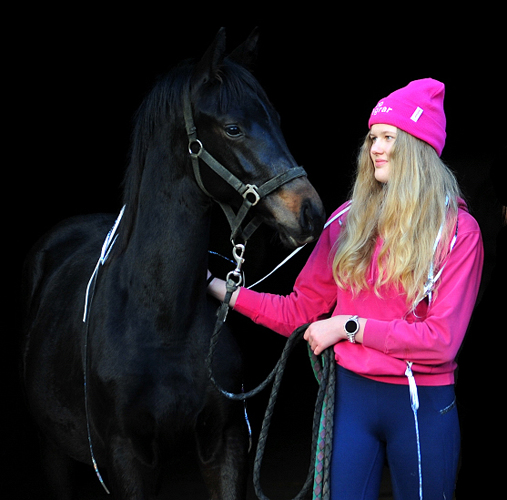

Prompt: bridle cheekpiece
[{"left": 182, "top": 85, "right": 307, "bottom": 244}]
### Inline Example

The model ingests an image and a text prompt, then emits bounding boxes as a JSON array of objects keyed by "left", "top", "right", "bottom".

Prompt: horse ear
[
  {"left": 191, "top": 27, "right": 227, "bottom": 89},
  {"left": 227, "top": 27, "right": 260, "bottom": 69}
]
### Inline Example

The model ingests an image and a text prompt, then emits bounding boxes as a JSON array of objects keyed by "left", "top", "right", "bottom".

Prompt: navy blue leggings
[{"left": 331, "top": 366, "right": 460, "bottom": 500}]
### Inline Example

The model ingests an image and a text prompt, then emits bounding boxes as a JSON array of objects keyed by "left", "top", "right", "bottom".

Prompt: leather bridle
[{"left": 182, "top": 85, "right": 307, "bottom": 243}]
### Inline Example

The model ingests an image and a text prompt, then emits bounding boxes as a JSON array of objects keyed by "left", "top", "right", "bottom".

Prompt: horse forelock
[{"left": 201, "top": 59, "right": 272, "bottom": 116}]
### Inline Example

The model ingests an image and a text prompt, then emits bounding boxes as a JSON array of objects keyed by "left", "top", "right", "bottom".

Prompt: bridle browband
[{"left": 182, "top": 84, "right": 307, "bottom": 243}]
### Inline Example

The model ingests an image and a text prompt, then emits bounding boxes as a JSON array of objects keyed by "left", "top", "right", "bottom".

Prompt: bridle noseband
[{"left": 182, "top": 85, "right": 307, "bottom": 243}]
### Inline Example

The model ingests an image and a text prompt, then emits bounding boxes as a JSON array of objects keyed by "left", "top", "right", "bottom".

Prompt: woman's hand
[
  {"left": 206, "top": 271, "right": 240, "bottom": 308},
  {"left": 304, "top": 315, "right": 366, "bottom": 355},
  {"left": 304, "top": 317, "right": 346, "bottom": 356}
]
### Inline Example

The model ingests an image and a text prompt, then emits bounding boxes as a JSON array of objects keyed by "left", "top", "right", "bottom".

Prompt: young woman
[{"left": 208, "top": 78, "right": 484, "bottom": 499}]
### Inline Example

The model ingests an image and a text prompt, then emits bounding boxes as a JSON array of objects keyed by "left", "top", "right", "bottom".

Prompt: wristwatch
[{"left": 344, "top": 315, "right": 360, "bottom": 343}]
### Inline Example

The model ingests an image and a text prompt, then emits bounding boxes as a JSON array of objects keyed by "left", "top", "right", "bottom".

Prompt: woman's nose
[{"left": 371, "top": 141, "right": 383, "bottom": 155}]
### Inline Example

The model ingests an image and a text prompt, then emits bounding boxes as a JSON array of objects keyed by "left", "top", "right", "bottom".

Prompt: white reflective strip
[
  {"left": 82, "top": 205, "right": 126, "bottom": 322},
  {"left": 247, "top": 244, "right": 306, "bottom": 290},
  {"left": 247, "top": 203, "right": 352, "bottom": 290}
]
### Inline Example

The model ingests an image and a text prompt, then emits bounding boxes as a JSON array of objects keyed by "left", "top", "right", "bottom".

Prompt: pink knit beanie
[{"left": 368, "top": 78, "right": 446, "bottom": 156}]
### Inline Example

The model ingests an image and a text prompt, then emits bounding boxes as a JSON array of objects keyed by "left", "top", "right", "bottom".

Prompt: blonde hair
[{"left": 332, "top": 129, "right": 461, "bottom": 306}]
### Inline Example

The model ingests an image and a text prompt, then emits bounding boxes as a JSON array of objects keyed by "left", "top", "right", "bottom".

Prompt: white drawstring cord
[{"left": 405, "top": 361, "right": 423, "bottom": 500}]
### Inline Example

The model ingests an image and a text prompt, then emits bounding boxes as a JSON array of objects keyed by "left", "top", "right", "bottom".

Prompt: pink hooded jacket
[{"left": 234, "top": 200, "right": 484, "bottom": 386}]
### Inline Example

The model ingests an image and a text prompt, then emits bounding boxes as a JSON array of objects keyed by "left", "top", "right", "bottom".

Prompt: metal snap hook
[
  {"left": 226, "top": 269, "right": 243, "bottom": 288},
  {"left": 232, "top": 243, "right": 246, "bottom": 268},
  {"left": 225, "top": 242, "right": 246, "bottom": 289}
]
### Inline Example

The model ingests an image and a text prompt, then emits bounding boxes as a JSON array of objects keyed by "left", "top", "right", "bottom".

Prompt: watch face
[{"left": 345, "top": 320, "right": 357, "bottom": 334}]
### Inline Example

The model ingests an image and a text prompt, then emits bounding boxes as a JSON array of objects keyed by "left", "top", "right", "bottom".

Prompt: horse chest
[{"left": 97, "top": 345, "right": 206, "bottom": 410}]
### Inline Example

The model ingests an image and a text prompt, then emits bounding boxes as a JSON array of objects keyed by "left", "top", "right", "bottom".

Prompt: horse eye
[{"left": 225, "top": 125, "right": 242, "bottom": 137}]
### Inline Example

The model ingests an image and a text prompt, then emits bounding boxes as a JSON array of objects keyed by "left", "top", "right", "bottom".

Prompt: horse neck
[{"left": 122, "top": 170, "right": 213, "bottom": 317}]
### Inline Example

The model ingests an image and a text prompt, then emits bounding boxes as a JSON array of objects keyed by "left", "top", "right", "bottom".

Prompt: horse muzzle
[{"left": 260, "top": 177, "right": 326, "bottom": 249}]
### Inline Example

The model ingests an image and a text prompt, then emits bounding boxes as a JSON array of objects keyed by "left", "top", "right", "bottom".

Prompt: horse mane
[
  {"left": 117, "top": 57, "right": 272, "bottom": 252},
  {"left": 116, "top": 61, "right": 192, "bottom": 251}
]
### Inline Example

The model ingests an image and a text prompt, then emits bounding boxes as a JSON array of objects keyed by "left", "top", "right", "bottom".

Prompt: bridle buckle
[{"left": 242, "top": 184, "right": 261, "bottom": 206}]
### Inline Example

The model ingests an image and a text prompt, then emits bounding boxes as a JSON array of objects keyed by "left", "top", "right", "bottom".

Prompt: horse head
[{"left": 188, "top": 28, "right": 326, "bottom": 248}]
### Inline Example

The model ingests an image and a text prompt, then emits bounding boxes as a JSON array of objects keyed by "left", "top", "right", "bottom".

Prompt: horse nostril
[
  {"left": 301, "top": 200, "right": 316, "bottom": 235},
  {"left": 301, "top": 202, "right": 314, "bottom": 234},
  {"left": 300, "top": 200, "right": 324, "bottom": 236}
]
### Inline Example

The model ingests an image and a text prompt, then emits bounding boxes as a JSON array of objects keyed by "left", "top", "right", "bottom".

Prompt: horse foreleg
[
  {"left": 38, "top": 435, "right": 76, "bottom": 500},
  {"left": 195, "top": 401, "right": 249, "bottom": 500},
  {"left": 105, "top": 435, "right": 152, "bottom": 500}
]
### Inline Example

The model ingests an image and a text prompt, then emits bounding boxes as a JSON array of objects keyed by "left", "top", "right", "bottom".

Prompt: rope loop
[{"left": 207, "top": 320, "right": 336, "bottom": 500}]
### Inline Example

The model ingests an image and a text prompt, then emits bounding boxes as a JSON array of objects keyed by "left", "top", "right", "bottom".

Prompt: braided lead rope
[
  {"left": 207, "top": 317, "right": 336, "bottom": 500},
  {"left": 251, "top": 326, "right": 336, "bottom": 500},
  {"left": 309, "top": 348, "right": 336, "bottom": 500}
]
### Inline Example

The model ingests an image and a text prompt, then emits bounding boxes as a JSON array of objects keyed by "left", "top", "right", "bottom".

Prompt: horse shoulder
[
  {"left": 22, "top": 213, "right": 118, "bottom": 348},
  {"left": 24, "top": 214, "right": 115, "bottom": 295}
]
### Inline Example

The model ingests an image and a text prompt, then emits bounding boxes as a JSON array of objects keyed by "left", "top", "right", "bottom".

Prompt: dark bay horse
[{"left": 22, "top": 28, "right": 325, "bottom": 499}]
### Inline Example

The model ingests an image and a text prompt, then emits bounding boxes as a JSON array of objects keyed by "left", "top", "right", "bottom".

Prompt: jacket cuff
[{"left": 233, "top": 287, "right": 264, "bottom": 321}]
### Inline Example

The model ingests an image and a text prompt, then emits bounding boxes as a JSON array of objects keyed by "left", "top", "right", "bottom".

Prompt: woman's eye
[{"left": 225, "top": 125, "right": 242, "bottom": 137}]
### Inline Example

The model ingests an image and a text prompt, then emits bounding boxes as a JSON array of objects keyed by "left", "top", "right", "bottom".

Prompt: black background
[{"left": 7, "top": 7, "right": 506, "bottom": 498}]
